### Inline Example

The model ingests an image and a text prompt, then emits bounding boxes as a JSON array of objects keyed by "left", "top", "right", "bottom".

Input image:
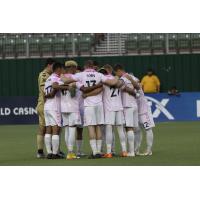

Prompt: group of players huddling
[{"left": 36, "top": 58, "right": 155, "bottom": 159}]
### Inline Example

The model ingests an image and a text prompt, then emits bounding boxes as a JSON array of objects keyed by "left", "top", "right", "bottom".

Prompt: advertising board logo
[{"left": 145, "top": 96, "right": 174, "bottom": 120}]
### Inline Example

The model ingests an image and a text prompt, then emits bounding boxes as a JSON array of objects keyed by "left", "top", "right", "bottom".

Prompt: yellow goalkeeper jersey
[{"left": 37, "top": 69, "right": 51, "bottom": 108}]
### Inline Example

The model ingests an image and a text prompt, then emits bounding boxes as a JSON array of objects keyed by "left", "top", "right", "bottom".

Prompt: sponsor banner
[
  {"left": 0, "top": 96, "right": 38, "bottom": 125},
  {"left": 0, "top": 93, "right": 200, "bottom": 124},
  {"left": 146, "top": 92, "right": 200, "bottom": 122}
]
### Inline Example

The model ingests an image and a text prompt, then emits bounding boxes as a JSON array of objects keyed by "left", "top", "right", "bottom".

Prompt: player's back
[
  {"left": 44, "top": 73, "right": 61, "bottom": 111},
  {"left": 103, "top": 74, "right": 123, "bottom": 111},
  {"left": 132, "top": 75, "right": 149, "bottom": 115},
  {"left": 75, "top": 69, "right": 104, "bottom": 106},
  {"left": 120, "top": 74, "right": 137, "bottom": 108},
  {"left": 60, "top": 74, "right": 79, "bottom": 113}
]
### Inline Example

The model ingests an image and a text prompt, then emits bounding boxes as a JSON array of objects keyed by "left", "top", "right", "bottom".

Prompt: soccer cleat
[
  {"left": 135, "top": 151, "right": 142, "bottom": 156},
  {"left": 111, "top": 152, "right": 117, "bottom": 157},
  {"left": 58, "top": 151, "right": 65, "bottom": 158},
  {"left": 52, "top": 154, "right": 64, "bottom": 159},
  {"left": 37, "top": 149, "right": 45, "bottom": 158},
  {"left": 127, "top": 152, "right": 135, "bottom": 157},
  {"left": 46, "top": 153, "right": 53, "bottom": 159},
  {"left": 102, "top": 153, "right": 113, "bottom": 158},
  {"left": 66, "top": 152, "right": 79, "bottom": 160},
  {"left": 120, "top": 151, "right": 128, "bottom": 157},
  {"left": 77, "top": 152, "right": 87, "bottom": 157},
  {"left": 141, "top": 151, "right": 153, "bottom": 156},
  {"left": 88, "top": 153, "right": 102, "bottom": 159}
]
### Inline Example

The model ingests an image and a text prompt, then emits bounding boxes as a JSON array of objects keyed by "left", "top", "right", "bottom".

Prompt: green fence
[{"left": 0, "top": 54, "right": 200, "bottom": 96}]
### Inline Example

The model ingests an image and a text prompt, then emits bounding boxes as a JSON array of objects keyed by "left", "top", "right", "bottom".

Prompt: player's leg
[
  {"left": 76, "top": 127, "right": 84, "bottom": 156},
  {"left": 124, "top": 108, "right": 135, "bottom": 157},
  {"left": 76, "top": 110, "right": 85, "bottom": 156},
  {"left": 100, "top": 125, "right": 106, "bottom": 153},
  {"left": 116, "top": 111, "right": 127, "bottom": 156},
  {"left": 145, "top": 128, "right": 153, "bottom": 155},
  {"left": 62, "top": 113, "right": 69, "bottom": 148},
  {"left": 44, "top": 110, "right": 53, "bottom": 158},
  {"left": 52, "top": 125, "right": 61, "bottom": 158},
  {"left": 104, "top": 124, "right": 113, "bottom": 156},
  {"left": 141, "top": 111, "right": 155, "bottom": 155},
  {"left": 96, "top": 104, "right": 105, "bottom": 155},
  {"left": 36, "top": 105, "right": 45, "bottom": 158},
  {"left": 44, "top": 126, "right": 53, "bottom": 158},
  {"left": 134, "top": 126, "right": 142, "bottom": 155},
  {"left": 88, "top": 125, "right": 98, "bottom": 156},
  {"left": 111, "top": 129, "right": 116, "bottom": 155},
  {"left": 104, "top": 110, "right": 114, "bottom": 157},
  {"left": 51, "top": 111, "right": 62, "bottom": 159}
]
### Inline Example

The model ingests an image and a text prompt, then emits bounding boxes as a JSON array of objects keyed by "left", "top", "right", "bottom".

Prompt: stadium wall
[{"left": 0, "top": 54, "right": 200, "bottom": 96}]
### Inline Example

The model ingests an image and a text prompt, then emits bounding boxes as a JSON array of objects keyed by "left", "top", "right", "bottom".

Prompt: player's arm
[
  {"left": 123, "top": 74, "right": 140, "bottom": 90},
  {"left": 115, "top": 79, "right": 124, "bottom": 88},
  {"left": 122, "top": 85, "right": 136, "bottom": 97},
  {"left": 60, "top": 75, "right": 77, "bottom": 84},
  {"left": 80, "top": 82, "right": 103, "bottom": 93},
  {"left": 52, "top": 82, "right": 69, "bottom": 90},
  {"left": 103, "top": 77, "right": 119, "bottom": 86},
  {"left": 82, "top": 87, "right": 103, "bottom": 98}
]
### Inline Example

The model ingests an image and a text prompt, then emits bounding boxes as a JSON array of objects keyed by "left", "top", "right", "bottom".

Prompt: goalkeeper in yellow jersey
[{"left": 36, "top": 58, "right": 54, "bottom": 158}]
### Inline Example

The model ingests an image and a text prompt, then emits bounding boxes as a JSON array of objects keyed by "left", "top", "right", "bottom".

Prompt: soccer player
[
  {"left": 44, "top": 62, "right": 67, "bottom": 159},
  {"left": 99, "top": 65, "right": 127, "bottom": 158},
  {"left": 114, "top": 64, "right": 140, "bottom": 157},
  {"left": 76, "top": 65, "right": 86, "bottom": 157},
  {"left": 61, "top": 60, "right": 119, "bottom": 158},
  {"left": 36, "top": 58, "right": 54, "bottom": 158},
  {"left": 60, "top": 60, "right": 83, "bottom": 159},
  {"left": 123, "top": 74, "right": 155, "bottom": 156}
]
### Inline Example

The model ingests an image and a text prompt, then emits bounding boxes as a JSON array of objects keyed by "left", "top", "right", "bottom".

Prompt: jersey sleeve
[
  {"left": 73, "top": 72, "right": 82, "bottom": 82},
  {"left": 76, "top": 81, "right": 83, "bottom": 89},
  {"left": 99, "top": 73, "right": 108, "bottom": 83}
]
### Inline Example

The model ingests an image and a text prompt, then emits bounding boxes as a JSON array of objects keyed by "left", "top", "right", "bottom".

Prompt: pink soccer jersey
[
  {"left": 73, "top": 69, "right": 108, "bottom": 107},
  {"left": 44, "top": 73, "right": 61, "bottom": 112},
  {"left": 103, "top": 74, "right": 123, "bottom": 112},
  {"left": 120, "top": 73, "right": 137, "bottom": 108},
  {"left": 60, "top": 74, "right": 79, "bottom": 113},
  {"left": 131, "top": 75, "right": 149, "bottom": 115}
]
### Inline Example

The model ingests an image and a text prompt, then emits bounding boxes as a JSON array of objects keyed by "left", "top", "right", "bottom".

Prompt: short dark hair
[
  {"left": 45, "top": 58, "right": 55, "bottom": 66},
  {"left": 114, "top": 64, "right": 124, "bottom": 71},
  {"left": 93, "top": 61, "right": 99, "bottom": 66},
  {"left": 85, "top": 60, "right": 94, "bottom": 68},
  {"left": 77, "top": 65, "right": 84, "bottom": 72},
  {"left": 53, "top": 62, "right": 62, "bottom": 72},
  {"left": 147, "top": 68, "right": 153, "bottom": 72}
]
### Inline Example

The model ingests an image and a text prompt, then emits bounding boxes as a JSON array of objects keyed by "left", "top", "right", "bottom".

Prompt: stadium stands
[{"left": 0, "top": 33, "right": 200, "bottom": 58}]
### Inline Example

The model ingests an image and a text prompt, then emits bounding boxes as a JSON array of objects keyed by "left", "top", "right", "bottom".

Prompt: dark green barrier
[{"left": 0, "top": 54, "right": 200, "bottom": 96}]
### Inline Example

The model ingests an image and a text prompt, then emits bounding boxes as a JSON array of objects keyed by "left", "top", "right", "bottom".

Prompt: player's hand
[
  {"left": 97, "top": 82, "right": 103, "bottom": 88},
  {"left": 124, "top": 73, "right": 132, "bottom": 80},
  {"left": 82, "top": 93, "right": 87, "bottom": 99}
]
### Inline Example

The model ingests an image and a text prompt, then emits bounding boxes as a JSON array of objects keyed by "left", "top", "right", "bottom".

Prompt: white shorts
[
  {"left": 139, "top": 109, "right": 155, "bottom": 130},
  {"left": 123, "top": 106, "right": 138, "bottom": 128},
  {"left": 44, "top": 110, "right": 61, "bottom": 127},
  {"left": 84, "top": 104, "right": 104, "bottom": 126},
  {"left": 62, "top": 112, "right": 81, "bottom": 127},
  {"left": 104, "top": 110, "right": 125, "bottom": 125}
]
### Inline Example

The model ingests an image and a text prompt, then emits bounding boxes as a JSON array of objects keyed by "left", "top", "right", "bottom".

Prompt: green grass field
[{"left": 0, "top": 121, "right": 200, "bottom": 166}]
